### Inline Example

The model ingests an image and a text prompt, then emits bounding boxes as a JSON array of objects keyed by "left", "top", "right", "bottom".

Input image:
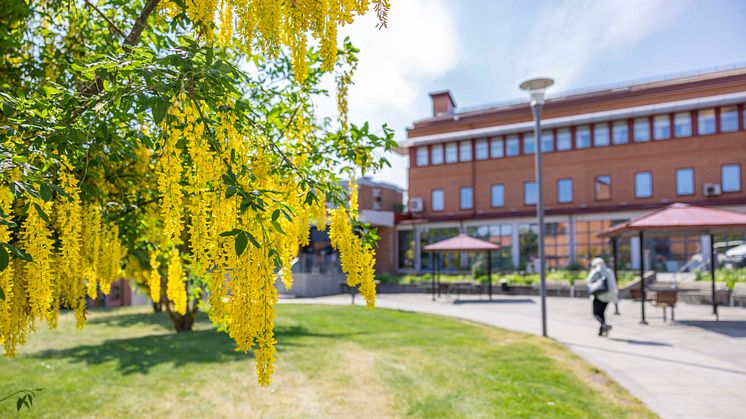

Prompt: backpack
[{"left": 590, "top": 272, "right": 609, "bottom": 296}]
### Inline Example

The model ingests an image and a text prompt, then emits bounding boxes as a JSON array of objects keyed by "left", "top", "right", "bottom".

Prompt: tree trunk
[
  {"left": 163, "top": 293, "right": 199, "bottom": 333},
  {"left": 152, "top": 301, "right": 163, "bottom": 312}
]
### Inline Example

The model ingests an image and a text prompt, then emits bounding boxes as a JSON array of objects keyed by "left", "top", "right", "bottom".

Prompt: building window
[
  {"left": 431, "top": 144, "right": 444, "bottom": 165},
  {"left": 557, "top": 128, "right": 572, "bottom": 151},
  {"left": 523, "top": 134, "right": 536, "bottom": 155},
  {"left": 459, "top": 140, "right": 472, "bottom": 162},
  {"left": 595, "top": 175, "right": 611, "bottom": 201},
  {"left": 541, "top": 131, "right": 554, "bottom": 153},
  {"left": 475, "top": 139, "right": 488, "bottom": 160},
  {"left": 635, "top": 172, "right": 653, "bottom": 198},
  {"left": 634, "top": 118, "right": 650, "bottom": 142},
  {"left": 721, "top": 106, "right": 739, "bottom": 132},
  {"left": 490, "top": 137, "right": 504, "bottom": 158},
  {"left": 722, "top": 164, "right": 741, "bottom": 192},
  {"left": 524, "top": 181, "right": 537, "bottom": 205},
  {"left": 674, "top": 112, "right": 692, "bottom": 137},
  {"left": 593, "top": 124, "right": 609, "bottom": 147},
  {"left": 653, "top": 115, "right": 671, "bottom": 140},
  {"left": 490, "top": 184, "right": 505, "bottom": 207},
  {"left": 676, "top": 168, "right": 694, "bottom": 196},
  {"left": 397, "top": 230, "right": 415, "bottom": 269},
  {"left": 698, "top": 109, "right": 716, "bottom": 135},
  {"left": 460, "top": 187, "right": 473, "bottom": 209},
  {"left": 612, "top": 121, "right": 628, "bottom": 144},
  {"left": 557, "top": 178, "right": 573, "bottom": 203},
  {"left": 416, "top": 146, "right": 429, "bottom": 166},
  {"left": 506, "top": 135, "right": 520, "bottom": 156},
  {"left": 445, "top": 142, "right": 458, "bottom": 163},
  {"left": 431, "top": 189, "right": 444, "bottom": 211},
  {"left": 576, "top": 126, "right": 591, "bottom": 148}
]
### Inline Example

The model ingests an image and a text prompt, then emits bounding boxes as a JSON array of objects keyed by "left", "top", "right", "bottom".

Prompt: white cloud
[
  {"left": 314, "top": 0, "right": 462, "bottom": 188},
  {"left": 517, "top": 0, "right": 688, "bottom": 91}
]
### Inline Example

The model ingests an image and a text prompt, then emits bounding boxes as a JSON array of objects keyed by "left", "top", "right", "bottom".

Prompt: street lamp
[{"left": 519, "top": 77, "right": 554, "bottom": 338}]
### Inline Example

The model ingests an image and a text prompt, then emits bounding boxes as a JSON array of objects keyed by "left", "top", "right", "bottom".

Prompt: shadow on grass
[{"left": 33, "top": 312, "right": 352, "bottom": 375}]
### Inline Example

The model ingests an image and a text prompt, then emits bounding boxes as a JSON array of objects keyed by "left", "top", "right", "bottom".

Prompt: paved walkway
[{"left": 283, "top": 293, "right": 746, "bottom": 418}]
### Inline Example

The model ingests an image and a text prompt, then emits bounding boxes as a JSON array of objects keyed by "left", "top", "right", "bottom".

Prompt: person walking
[{"left": 586, "top": 257, "right": 619, "bottom": 336}]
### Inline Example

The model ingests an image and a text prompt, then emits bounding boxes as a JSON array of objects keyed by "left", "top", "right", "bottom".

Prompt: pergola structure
[
  {"left": 599, "top": 203, "right": 746, "bottom": 323},
  {"left": 423, "top": 234, "right": 500, "bottom": 301}
]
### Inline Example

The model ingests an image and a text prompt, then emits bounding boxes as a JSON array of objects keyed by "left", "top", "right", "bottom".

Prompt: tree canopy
[{"left": 0, "top": 0, "right": 393, "bottom": 385}]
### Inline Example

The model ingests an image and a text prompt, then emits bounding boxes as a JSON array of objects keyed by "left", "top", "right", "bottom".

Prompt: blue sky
[{"left": 327, "top": 0, "right": 746, "bottom": 189}]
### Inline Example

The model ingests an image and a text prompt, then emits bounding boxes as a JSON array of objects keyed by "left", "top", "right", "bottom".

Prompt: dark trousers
[{"left": 593, "top": 297, "right": 608, "bottom": 328}]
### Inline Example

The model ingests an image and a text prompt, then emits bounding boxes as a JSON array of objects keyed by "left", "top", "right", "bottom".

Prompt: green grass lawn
[{"left": 0, "top": 304, "right": 652, "bottom": 418}]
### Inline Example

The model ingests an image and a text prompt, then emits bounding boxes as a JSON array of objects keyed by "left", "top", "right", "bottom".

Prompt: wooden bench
[{"left": 654, "top": 290, "right": 677, "bottom": 322}]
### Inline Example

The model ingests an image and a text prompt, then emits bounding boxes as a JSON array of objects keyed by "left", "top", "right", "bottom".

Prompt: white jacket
[{"left": 586, "top": 262, "right": 619, "bottom": 303}]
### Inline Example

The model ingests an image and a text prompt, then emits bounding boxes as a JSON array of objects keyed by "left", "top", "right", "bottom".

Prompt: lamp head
[{"left": 519, "top": 77, "right": 554, "bottom": 106}]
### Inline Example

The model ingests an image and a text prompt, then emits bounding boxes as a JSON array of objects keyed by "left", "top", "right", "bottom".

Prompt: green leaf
[
  {"left": 4, "top": 244, "right": 32, "bottom": 262},
  {"left": 40, "top": 183, "right": 53, "bottom": 202},
  {"left": 271, "top": 209, "right": 280, "bottom": 222},
  {"left": 32, "top": 203, "right": 50, "bottom": 223},
  {"left": 271, "top": 220, "right": 285, "bottom": 235},
  {"left": 17, "top": 396, "right": 22, "bottom": 411},
  {"left": 235, "top": 232, "right": 248, "bottom": 256},
  {"left": 0, "top": 246, "right": 8, "bottom": 271},
  {"left": 245, "top": 232, "right": 261, "bottom": 249},
  {"left": 219, "top": 229, "right": 241, "bottom": 237},
  {"left": 151, "top": 98, "right": 169, "bottom": 124},
  {"left": 0, "top": 285, "right": 5, "bottom": 301}
]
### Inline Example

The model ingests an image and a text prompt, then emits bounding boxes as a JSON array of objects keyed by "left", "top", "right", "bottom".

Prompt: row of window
[
  {"left": 415, "top": 105, "right": 746, "bottom": 167},
  {"left": 429, "top": 164, "right": 742, "bottom": 211}
]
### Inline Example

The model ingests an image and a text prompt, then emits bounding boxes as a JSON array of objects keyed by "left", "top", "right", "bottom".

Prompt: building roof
[
  {"left": 423, "top": 233, "right": 500, "bottom": 252},
  {"left": 598, "top": 203, "right": 746, "bottom": 238}
]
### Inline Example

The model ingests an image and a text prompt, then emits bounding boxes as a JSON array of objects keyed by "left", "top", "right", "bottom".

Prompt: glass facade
[
  {"left": 445, "top": 142, "right": 458, "bottom": 163},
  {"left": 635, "top": 172, "right": 653, "bottom": 198},
  {"left": 459, "top": 140, "right": 472, "bottom": 161},
  {"left": 612, "top": 121, "right": 628, "bottom": 144},
  {"left": 575, "top": 220, "right": 629, "bottom": 269},
  {"left": 431, "top": 144, "right": 444, "bottom": 165},
  {"left": 490, "top": 184, "right": 505, "bottom": 207},
  {"left": 595, "top": 175, "right": 611, "bottom": 200},
  {"left": 416, "top": 146, "right": 428, "bottom": 166},
  {"left": 593, "top": 124, "right": 610, "bottom": 147},
  {"left": 420, "top": 227, "right": 461, "bottom": 272},
  {"left": 506, "top": 135, "right": 520, "bottom": 156},
  {"left": 557, "top": 178, "right": 573, "bottom": 203},
  {"left": 698, "top": 109, "right": 716, "bottom": 135},
  {"left": 676, "top": 168, "right": 694, "bottom": 195},
  {"left": 490, "top": 137, "right": 504, "bottom": 158},
  {"left": 721, "top": 106, "right": 739, "bottom": 132},
  {"left": 576, "top": 126, "right": 591, "bottom": 148},
  {"left": 541, "top": 131, "right": 554, "bottom": 153},
  {"left": 467, "top": 224, "right": 513, "bottom": 271},
  {"left": 475, "top": 139, "right": 488, "bottom": 160},
  {"left": 523, "top": 134, "right": 536, "bottom": 155},
  {"left": 431, "top": 189, "right": 444, "bottom": 211},
  {"left": 674, "top": 112, "right": 692, "bottom": 137},
  {"left": 524, "top": 181, "right": 537, "bottom": 205},
  {"left": 653, "top": 115, "right": 671, "bottom": 140},
  {"left": 460, "top": 187, "right": 473, "bottom": 209},
  {"left": 397, "top": 230, "right": 415, "bottom": 270},
  {"left": 557, "top": 128, "right": 572, "bottom": 150},
  {"left": 722, "top": 164, "right": 741, "bottom": 192},
  {"left": 634, "top": 118, "right": 650, "bottom": 142}
]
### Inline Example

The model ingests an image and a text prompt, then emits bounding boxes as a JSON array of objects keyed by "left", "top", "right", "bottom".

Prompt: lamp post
[{"left": 519, "top": 77, "right": 554, "bottom": 338}]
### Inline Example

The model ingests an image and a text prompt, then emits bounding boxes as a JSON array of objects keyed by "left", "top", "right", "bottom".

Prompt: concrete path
[{"left": 282, "top": 293, "right": 746, "bottom": 418}]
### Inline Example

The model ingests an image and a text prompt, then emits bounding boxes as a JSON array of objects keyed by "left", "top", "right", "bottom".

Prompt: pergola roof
[
  {"left": 423, "top": 234, "right": 500, "bottom": 252},
  {"left": 599, "top": 203, "right": 746, "bottom": 238}
]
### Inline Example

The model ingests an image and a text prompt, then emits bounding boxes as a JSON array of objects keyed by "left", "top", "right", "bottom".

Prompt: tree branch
[
  {"left": 123, "top": 0, "right": 161, "bottom": 50},
  {"left": 83, "top": 0, "right": 126, "bottom": 38}
]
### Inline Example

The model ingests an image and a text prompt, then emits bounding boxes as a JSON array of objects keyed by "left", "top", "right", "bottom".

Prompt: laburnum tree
[{"left": 0, "top": 0, "right": 394, "bottom": 386}]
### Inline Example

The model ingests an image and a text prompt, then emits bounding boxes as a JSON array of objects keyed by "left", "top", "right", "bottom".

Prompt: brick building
[
  {"left": 295, "top": 177, "right": 404, "bottom": 274},
  {"left": 396, "top": 67, "right": 746, "bottom": 274}
]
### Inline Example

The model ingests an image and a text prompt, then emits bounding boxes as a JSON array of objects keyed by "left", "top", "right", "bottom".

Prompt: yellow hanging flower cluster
[
  {"left": 147, "top": 251, "right": 162, "bottom": 303},
  {"left": 99, "top": 224, "right": 125, "bottom": 296},
  {"left": 171, "top": 0, "right": 390, "bottom": 82},
  {"left": 81, "top": 205, "right": 102, "bottom": 298},
  {"left": 328, "top": 178, "right": 377, "bottom": 307},
  {"left": 55, "top": 159, "right": 86, "bottom": 328},
  {"left": 21, "top": 198, "right": 55, "bottom": 321},
  {"left": 166, "top": 248, "right": 187, "bottom": 315}
]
